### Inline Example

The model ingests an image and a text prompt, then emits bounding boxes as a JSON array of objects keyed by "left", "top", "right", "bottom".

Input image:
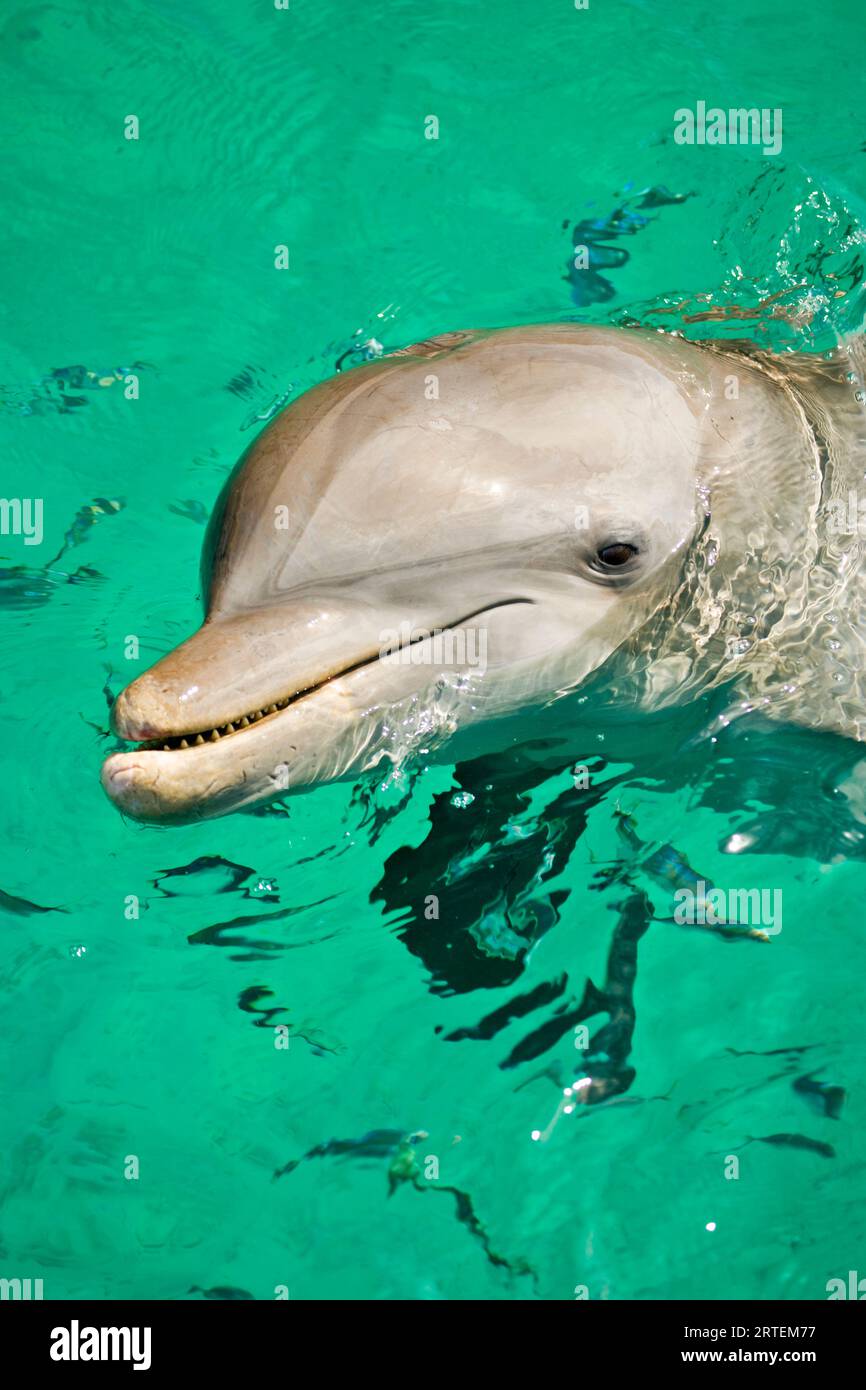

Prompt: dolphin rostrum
[{"left": 102, "top": 323, "right": 866, "bottom": 822}]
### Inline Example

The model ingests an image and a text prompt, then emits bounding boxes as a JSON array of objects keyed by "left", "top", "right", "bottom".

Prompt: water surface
[{"left": 2, "top": 0, "right": 865, "bottom": 1300}]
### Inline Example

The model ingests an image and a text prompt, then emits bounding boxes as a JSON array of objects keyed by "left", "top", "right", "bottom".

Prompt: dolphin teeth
[{"left": 142, "top": 702, "right": 295, "bottom": 753}]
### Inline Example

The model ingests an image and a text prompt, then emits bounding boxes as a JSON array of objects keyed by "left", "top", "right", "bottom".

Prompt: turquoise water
[{"left": 2, "top": 0, "right": 866, "bottom": 1300}]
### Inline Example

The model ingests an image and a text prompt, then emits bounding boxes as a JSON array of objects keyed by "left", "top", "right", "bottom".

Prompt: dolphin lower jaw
[
  {"left": 101, "top": 679, "right": 370, "bottom": 822},
  {"left": 99, "top": 651, "right": 602, "bottom": 823},
  {"left": 102, "top": 658, "right": 486, "bottom": 822},
  {"left": 100, "top": 597, "right": 553, "bottom": 821}
]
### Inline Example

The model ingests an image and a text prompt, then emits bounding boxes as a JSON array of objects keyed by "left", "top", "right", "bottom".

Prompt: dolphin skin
[{"left": 102, "top": 323, "right": 866, "bottom": 823}]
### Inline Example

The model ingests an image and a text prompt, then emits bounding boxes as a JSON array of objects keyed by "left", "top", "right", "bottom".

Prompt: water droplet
[{"left": 248, "top": 878, "right": 279, "bottom": 899}]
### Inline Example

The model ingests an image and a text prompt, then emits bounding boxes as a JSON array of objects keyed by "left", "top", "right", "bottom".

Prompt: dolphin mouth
[
  {"left": 117, "top": 597, "right": 533, "bottom": 755},
  {"left": 133, "top": 688, "right": 316, "bottom": 752}
]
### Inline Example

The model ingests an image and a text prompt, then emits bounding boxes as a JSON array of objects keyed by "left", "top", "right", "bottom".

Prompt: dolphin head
[{"left": 101, "top": 324, "right": 808, "bottom": 822}]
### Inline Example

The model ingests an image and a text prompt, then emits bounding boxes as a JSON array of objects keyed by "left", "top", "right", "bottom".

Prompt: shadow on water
[
  {"left": 366, "top": 685, "right": 866, "bottom": 1106},
  {"left": 371, "top": 742, "right": 623, "bottom": 995}
]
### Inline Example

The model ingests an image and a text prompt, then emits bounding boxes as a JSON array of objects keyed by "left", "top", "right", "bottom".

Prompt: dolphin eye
[{"left": 597, "top": 542, "right": 638, "bottom": 567}]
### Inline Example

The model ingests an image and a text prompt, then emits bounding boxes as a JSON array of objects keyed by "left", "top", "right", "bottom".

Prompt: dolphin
[{"left": 101, "top": 323, "right": 866, "bottom": 823}]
